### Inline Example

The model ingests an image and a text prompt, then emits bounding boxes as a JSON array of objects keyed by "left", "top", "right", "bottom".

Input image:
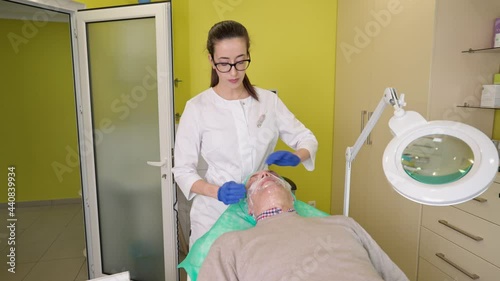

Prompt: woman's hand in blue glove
[
  {"left": 266, "top": 150, "right": 301, "bottom": 167},
  {"left": 217, "top": 181, "right": 246, "bottom": 205}
]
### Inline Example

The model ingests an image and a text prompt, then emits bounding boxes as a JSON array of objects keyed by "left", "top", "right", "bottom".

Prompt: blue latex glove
[
  {"left": 217, "top": 181, "right": 246, "bottom": 205},
  {"left": 266, "top": 150, "right": 301, "bottom": 167}
]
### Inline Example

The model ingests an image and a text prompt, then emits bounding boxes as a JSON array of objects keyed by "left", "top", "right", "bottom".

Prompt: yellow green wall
[
  {"left": 78, "top": 0, "right": 500, "bottom": 216},
  {"left": 0, "top": 19, "right": 80, "bottom": 202},
  {"left": 1, "top": 0, "right": 337, "bottom": 213},
  {"left": 181, "top": 1, "right": 337, "bottom": 212},
  {"left": 494, "top": 112, "right": 500, "bottom": 140},
  {"left": 81, "top": 0, "right": 338, "bottom": 212}
]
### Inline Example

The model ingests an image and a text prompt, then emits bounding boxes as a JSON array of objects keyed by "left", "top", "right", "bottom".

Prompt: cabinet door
[
  {"left": 420, "top": 227, "right": 500, "bottom": 281},
  {"left": 453, "top": 181, "right": 500, "bottom": 226},
  {"left": 417, "top": 258, "right": 454, "bottom": 281},
  {"left": 422, "top": 205, "right": 500, "bottom": 266},
  {"left": 332, "top": 1, "right": 435, "bottom": 279}
]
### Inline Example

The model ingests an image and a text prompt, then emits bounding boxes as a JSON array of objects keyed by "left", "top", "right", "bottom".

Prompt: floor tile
[
  {"left": 75, "top": 260, "right": 89, "bottom": 281},
  {"left": 0, "top": 207, "right": 34, "bottom": 252},
  {"left": 0, "top": 229, "right": 9, "bottom": 253},
  {"left": 0, "top": 203, "right": 88, "bottom": 281},
  {"left": 15, "top": 206, "right": 50, "bottom": 228},
  {"left": 15, "top": 230, "right": 60, "bottom": 263},
  {"left": 0, "top": 261, "right": 36, "bottom": 281},
  {"left": 41, "top": 218, "right": 85, "bottom": 260},
  {"left": 31, "top": 205, "right": 81, "bottom": 228},
  {"left": 23, "top": 257, "right": 85, "bottom": 281}
]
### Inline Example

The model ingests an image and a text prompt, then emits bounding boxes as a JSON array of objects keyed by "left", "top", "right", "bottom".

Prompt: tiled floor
[{"left": 0, "top": 203, "right": 88, "bottom": 281}]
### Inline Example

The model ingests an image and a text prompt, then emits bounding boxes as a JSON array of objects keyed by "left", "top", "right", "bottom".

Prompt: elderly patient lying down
[{"left": 197, "top": 170, "right": 409, "bottom": 281}]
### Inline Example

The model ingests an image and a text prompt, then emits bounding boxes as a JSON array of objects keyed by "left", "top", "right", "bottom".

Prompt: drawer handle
[
  {"left": 436, "top": 253, "right": 480, "bottom": 280},
  {"left": 472, "top": 197, "right": 487, "bottom": 203},
  {"left": 438, "top": 220, "right": 483, "bottom": 241}
]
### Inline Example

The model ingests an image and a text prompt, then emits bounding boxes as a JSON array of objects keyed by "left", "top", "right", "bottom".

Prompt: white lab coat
[{"left": 172, "top": 87, "right": 318, "bottom": 245}]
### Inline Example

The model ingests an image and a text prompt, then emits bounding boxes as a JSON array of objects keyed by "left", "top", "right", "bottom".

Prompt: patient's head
[{"left": 245, "top": 170, "right": 294, "bottom": 217}]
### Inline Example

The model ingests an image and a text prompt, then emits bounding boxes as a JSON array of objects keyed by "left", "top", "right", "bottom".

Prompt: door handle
[
  {"left": 174, "top": 78, "right": 183, "bottom": 87},
  {"left": 367, "top": 111, "right": 373, "bottom": 145},
  {"left": 361, "top": 110, "right": 367, "bottom": 133},
  {"left": 147, "top": 158, "right": 167, "bottom": 167},
  {"left": 435, "top": 253, "right": 479, "bottom": 280},
  {"left": 472, "top": 197, "right": 487, "bottom": 203},
  {"left": 438, "top": 219, "right": 483, "bottom": 241}
]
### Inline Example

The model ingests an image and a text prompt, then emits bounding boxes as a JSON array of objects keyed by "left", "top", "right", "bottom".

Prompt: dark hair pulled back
[{"left": 207, "top": 20, "right": 258, "bottom": 100}]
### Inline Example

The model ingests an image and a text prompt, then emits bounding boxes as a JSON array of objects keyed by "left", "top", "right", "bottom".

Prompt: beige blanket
[{"left": 198, "top": 213, "right": 408, "bottom": 281}]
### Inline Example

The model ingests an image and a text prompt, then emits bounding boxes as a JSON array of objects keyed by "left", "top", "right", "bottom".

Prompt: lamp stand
[{"left": 343, "top": 88, "right": 405, "bottom": 216}]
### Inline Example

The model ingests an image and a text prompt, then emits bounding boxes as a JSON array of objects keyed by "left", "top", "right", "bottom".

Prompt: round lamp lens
[{"left": 401, "top": 134, "right": 474, "bottom": 184}]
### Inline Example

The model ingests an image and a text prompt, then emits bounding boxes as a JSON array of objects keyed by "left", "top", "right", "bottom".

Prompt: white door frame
[
  {"left": 75, "top": 3, "right": 177, "bottom": 279},
  {"left": 6, "top": 1, "right": 178, "bottom": 280}
]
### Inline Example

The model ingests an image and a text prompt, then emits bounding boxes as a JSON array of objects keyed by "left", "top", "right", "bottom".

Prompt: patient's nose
[{"left": 259, "top": 171, "right": 272, "bottom": 179}]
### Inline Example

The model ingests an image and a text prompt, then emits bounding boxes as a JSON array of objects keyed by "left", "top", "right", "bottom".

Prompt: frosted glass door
[
  {"left": 76, "top": 3, "right": 177, "bottom": 281},
  {"left": 88, "top": 18, "right": 163, "bottom": 280}
]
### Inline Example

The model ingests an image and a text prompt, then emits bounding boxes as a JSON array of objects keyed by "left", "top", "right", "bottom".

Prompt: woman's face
[{"left": 210, "top": 37, "right": 249, "bottom": 90}]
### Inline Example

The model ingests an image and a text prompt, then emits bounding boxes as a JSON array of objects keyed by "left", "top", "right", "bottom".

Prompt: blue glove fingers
[
  {"left": 265, "top": 152, "right": 280, "bottom": 165},
  {"left": 266, "top": 150, "right": 301, "bottom": 166},
  {"left": 223, "top": 195, "right": 243, "bottom": 204},
  {"left": 227, "top": 185, "right": 246, "bottom": 195},
  {"left": 218, "top": 181, "right": 246, "bottom": 205}
]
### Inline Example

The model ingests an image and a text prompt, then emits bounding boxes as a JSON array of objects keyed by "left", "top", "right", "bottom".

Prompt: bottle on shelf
[{"left": 494, "top": 18, "right": 500, "bottom": 48}]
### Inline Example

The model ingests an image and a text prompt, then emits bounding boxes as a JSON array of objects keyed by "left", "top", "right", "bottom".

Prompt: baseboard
[{"left": 0, "top": 198, "right": 82, "bottom": 208}]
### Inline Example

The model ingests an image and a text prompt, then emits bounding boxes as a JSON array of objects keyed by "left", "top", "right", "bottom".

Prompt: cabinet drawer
[
  {"left": 453, "top": 181, "right": 500, "bottom": 225},
  {"left": 417, "top": 257, "right": 453, "bottom": 281},
  {"left": 422, "top": 206, "right": 500, "bottom": 266},
  {"left": 419, "top": 228, "right": 500, "bottom": 281}
]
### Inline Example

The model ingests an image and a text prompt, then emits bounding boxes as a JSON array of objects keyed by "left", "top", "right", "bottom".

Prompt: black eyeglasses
[{"left": 213, "top": 59, "right": 251, "bottom": 73}]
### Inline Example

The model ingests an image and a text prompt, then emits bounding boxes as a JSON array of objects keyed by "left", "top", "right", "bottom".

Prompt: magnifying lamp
[{"left": 343, "top": 88, "right": 499, "bottom": 216}]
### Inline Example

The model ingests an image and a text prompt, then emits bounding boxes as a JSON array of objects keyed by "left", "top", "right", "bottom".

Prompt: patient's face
[
  {"left": 245, "top": 170, "right": 281, "bottom": 189},
  {"left": 246, "top": 170, "right": 294, "bottom": 216}
]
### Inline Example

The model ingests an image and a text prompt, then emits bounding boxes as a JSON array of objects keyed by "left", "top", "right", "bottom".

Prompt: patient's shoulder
[
  {"left": 306, "top": 215, "right": 359, "bottom": 228},
  {"left": 305, "top": 214, "right": 351, "bottom": 222},
  {"left": 211, "top": 229, "right": 249, "bottom": 251}
]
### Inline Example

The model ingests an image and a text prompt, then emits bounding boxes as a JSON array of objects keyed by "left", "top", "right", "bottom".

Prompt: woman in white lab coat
[{"left": 172, "top": 20, "right": 318, "bottom": 247}]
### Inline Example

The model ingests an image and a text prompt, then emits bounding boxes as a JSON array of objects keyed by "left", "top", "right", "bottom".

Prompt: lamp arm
[{"left": 343, "top": 87, "right": 403, "bottom": 216}]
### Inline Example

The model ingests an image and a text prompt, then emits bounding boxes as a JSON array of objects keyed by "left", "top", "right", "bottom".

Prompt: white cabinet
[
  {"left": 333, "top": 1, "right": 500, "bottom": 280},
  {"left": 417, "top": 258, "right": 454, "bottom": 281},
  {"left": 417, "top": 175, "right": 500, "bottom": 280},
  {"left": 332, "top": 1, "right": 436, "bottom": 279}
]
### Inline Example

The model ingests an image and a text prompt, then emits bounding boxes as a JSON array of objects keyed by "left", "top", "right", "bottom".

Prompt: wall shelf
[
  {"left": 462, "top": 47, "right": 500, "bottom": 53},
  {"left": 457, "top": 104, "right": 500, "bottom": 109}
]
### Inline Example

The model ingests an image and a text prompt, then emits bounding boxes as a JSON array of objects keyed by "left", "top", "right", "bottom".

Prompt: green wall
[
  {"left": 0, "top": 19, "right": 80, "bottom": 202},
  {"left": 179, "top": 0, "right": 337, "bottom": 213},
  {"left": 0, "top": 0, "right": 337, "bottom": 212},
  {"left": 494, "top": 111, "right": 500, "bottom": 140},
  {"left": 3, "top": 0, "right": 498, "bottom": 209}
]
